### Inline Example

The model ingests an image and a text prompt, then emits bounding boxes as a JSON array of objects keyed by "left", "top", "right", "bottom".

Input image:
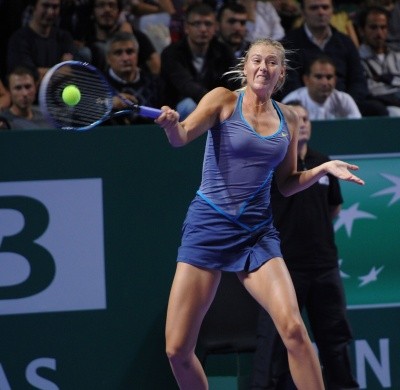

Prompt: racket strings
[{"left": 43, "top": 64, "right": 113, "bottom": 129}]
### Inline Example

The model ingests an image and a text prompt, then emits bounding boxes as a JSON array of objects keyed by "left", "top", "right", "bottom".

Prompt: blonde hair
[{"left": 225, "top": 38, "right": 292, "bottom": 94}]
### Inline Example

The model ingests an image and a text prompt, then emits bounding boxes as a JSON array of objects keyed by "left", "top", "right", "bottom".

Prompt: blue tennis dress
[{"left": 177, "top": 91, "right": 291, "bottom": 272}]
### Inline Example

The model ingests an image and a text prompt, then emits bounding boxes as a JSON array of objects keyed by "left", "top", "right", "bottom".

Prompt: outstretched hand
[{"left": 326, "top": 160, "right": 365, "bottom": 185}]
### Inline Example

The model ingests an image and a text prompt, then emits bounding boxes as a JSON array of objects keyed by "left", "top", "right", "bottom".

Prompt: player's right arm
[{"left": 156, "top": 87, "right": 236, "bottom": 147}]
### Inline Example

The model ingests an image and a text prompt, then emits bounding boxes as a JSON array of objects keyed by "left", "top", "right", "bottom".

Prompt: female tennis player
[{"left": 155, "top": 38, "right": 364, "bottom": 390}]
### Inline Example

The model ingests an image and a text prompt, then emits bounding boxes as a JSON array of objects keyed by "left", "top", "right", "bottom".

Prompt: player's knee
[
  {"left": 166, "top": 342, "right": 190, "bottom": 366},
  {"left": 281, "top": 317, "right": 308, "bottom": 351}
]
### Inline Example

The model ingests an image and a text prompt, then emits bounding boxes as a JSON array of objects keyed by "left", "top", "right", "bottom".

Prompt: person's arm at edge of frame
[
  {"left": 274, "top": 103, "right": 365, "bottom": 197},
  {"left": 155, "top": 87, "right": 235, "bottom": 147}
]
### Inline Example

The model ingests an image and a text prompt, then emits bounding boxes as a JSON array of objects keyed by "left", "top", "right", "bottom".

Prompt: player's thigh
[
  {"left": 238, "top": 258, "right": 301, "bottom": 330},
  {"left": 166, "top": 262, "right": 221, "bottom": 351}
]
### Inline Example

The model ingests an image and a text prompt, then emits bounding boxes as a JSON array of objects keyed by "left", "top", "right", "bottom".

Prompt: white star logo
[
  {"left": 371, "top": 173, "right": 400, "bottom": 206},
  {"left": 334, "top": 203, "right": 376, "bottom": 237},
  {"left": 358, "top": 266, "right": 384, "bottom": 287}
]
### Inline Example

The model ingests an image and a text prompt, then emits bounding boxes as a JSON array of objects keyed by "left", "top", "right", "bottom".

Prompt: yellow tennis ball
[{"left": 62, "top": 85, "right": 81, "bottom": 106}]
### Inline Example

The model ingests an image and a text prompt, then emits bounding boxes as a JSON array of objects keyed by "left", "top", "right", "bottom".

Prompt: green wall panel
[{"left": 0, "top": 117, "right": 399, "bottom": 389}]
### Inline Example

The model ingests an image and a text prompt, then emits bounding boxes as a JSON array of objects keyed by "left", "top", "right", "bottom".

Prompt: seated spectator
[
  {"left": 292, "top": 8, "right": 360, "bottom": 47},
  {"left": 281, "top": 0, "right": 388, "bottom": 117},
  {"left": 216, "top": 2, "right": 250, "bottom": 59},
  {"left": 365, "top": 0, "right": 400, "bottom": 50},
  {"left": 104, "top": 31, "right": 164, "bottom": 125},
  {"left": 270, "top": 0, "right": 302, "bottom": 34},
  {"left": 168, "top": 0, "right": 210, "bottom": 43},
  {"left": 160, "top": 2, "right": 238, "bottom": 119},
  {"left": 237, "top": 0, "right": 285, "bottom": 42},
  {"left": 2, "top": 66, "right": 54, "bottom": 130},
  {"left": 357, "top": 5, "right": 400, "bottom": 116},
  {"left": 82, "top": 0, "right": 161, "bottom": 75},
  {"left": 7, "top": 0, "right": 75, "bottom": 84},
  {"left": 282, "top": 55, "right": 362, "bottom": 120}
]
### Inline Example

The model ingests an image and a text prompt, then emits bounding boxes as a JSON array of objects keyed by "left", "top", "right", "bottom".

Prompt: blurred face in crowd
[
  {"left": 218, "top": 9, "right": 247, "bottom": 49},
  {"left": 32, "top": 0, "right": 61, "bottom": 29},
  {"left": 360, "top": 11, "right": 388, "bottom": 54},
  {"left": 303, "top": 60, "right": 336, "bottom": 103},
  {"left": 8, "top": 74, "right": 37, "bottom": 112},
  {"left": 302, "top": 0, "right": 333, "bottom": 31},
  {"left": 185, "top": 11, "right": 217, "bottom": 48},
  {"left": 107, "top": 39, "right": 138, "bottom": 80},
  {"left": 292, "top": 105, "right": 312, "bottom": 144},
  {"left": 94, "top": 0, "right": 120, "bottom": 31}
]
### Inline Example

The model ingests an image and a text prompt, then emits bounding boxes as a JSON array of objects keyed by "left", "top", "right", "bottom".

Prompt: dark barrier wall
[{"left": 0, "top": 117, "right": 399, "bottom": 389}]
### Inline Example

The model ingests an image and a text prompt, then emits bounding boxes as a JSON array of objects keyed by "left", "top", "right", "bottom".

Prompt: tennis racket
[{"left": 39, "top": 60, "right": 162, "bottom": 131}]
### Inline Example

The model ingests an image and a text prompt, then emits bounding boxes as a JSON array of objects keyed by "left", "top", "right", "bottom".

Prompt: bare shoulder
[
  {"left": 275, "top": 101, "right": 298, "bottom": 122},
  {"left": 204, "top": 87, "right": 237, "bottom": 106},
  {"left": 197, "top": 87, "right": 238, "bottom": 121},
  {"left": 275, "top": 101, "right": 299, "bottom": 134}
]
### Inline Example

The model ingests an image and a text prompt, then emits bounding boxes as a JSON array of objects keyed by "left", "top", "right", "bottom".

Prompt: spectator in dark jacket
[
  {"left": 104, "top": 32, "right": 164, "bottom": 125},
  {"left": 7, "top": 0, "right": 75, "bottom": 84},
  {"left": 160, "top": 2, "right": 238, "bottom": 119}
]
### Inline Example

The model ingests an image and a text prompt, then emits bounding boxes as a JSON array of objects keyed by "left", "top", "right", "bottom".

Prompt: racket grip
[{"left": 138, "top": 106, "right": 162, "bottom": 119}]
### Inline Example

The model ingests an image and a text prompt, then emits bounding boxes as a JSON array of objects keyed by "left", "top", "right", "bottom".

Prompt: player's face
[
  {"left": 107, "top": 41, "right": 138, "bottom": 78},
  {"left": 244, "top": 43, "right": 285, "bottom": 94},
  {"left": 94, "top": 0, "right": 120, "bottom": 30},
  {"left": 9, "top": 74, "right": 37, "bottom": 110},
  {"left": 361, "top": 12, "right": 388, "bottom": 53},
  {"left": 303, "top": 62, "right": 336, "bottom": 103},
  {"left": 185, "top": 13, "right": 217, "bottom": 47},
  {"left": 33, "top": 0, "right": 60, "bottom": 28},
  {"left": 218, "top": 9, "right": 247, "bottom": 48},
  {"left": 292, "top": 105, "right": 311, "bottom": 144},
  {"left": 302, "top": 0, "right": 333, "bottom": 30}
]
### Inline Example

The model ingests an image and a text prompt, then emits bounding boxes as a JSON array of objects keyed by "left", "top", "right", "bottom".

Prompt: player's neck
[{"left": 243, "top": 90, "right": 274, "bottom": 113}]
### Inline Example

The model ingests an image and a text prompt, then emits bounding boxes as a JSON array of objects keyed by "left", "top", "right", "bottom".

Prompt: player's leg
[
  {"left": 251, "top": 308, "right": 289, "bottom": 389},
  {"left": 251, "top": 268, "right": 311, "bottom": 390},
  {"left": 165, "top": 262, "right": 221, "bottom": 390},
  {"left": 238, "top": 258, "right": 324, "bottom": 390}
]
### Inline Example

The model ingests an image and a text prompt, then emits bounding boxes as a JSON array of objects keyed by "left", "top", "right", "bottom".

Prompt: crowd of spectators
[{"left": 0, "top": 0, "right": 400, "bottom": 130}]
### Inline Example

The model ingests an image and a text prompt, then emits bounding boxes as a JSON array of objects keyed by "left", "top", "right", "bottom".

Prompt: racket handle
[{"left": 138, "top": 106, "right": 162, "bottom": 119}]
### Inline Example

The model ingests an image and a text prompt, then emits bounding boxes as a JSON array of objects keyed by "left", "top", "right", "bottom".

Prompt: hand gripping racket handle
[{"left": 138, "top": 106, "right": 162, "bottom": 119}]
